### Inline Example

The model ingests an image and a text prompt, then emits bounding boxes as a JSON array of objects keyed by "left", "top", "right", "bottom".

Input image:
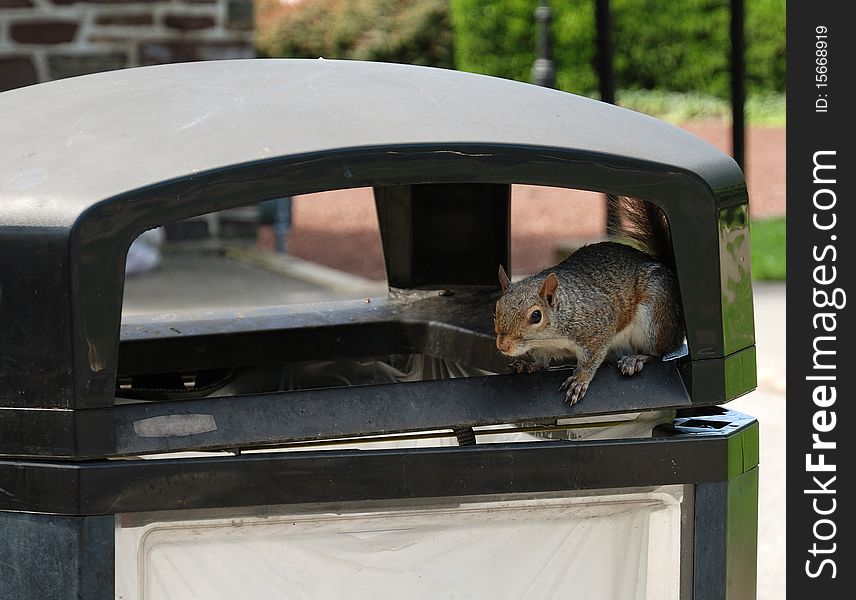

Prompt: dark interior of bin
[
  {"left": 116, "top": 182, "right": 688, "bottom": 406},
  {"left": 116, "top": 322, "right": 503, "bottom": 402}
]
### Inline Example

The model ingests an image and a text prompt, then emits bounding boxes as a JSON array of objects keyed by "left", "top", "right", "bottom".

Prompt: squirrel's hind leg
[{"left": 617, "top": 354, "right": 654, "bottom": 376}]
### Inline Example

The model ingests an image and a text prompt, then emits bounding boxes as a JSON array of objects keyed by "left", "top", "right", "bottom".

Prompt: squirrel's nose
[{"left": 496, "top": 336, "right": 513, "bottom": 353}]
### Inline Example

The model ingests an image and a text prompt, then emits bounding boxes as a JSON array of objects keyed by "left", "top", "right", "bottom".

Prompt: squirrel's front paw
[
  {"left": 559, "top": 374, "right": 590, "bottom": 405},
  {"left": 508, "top": 359, "right": 540, "bottom": 374}
]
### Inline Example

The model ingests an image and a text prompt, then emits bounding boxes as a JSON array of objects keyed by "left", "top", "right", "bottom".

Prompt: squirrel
[{"left": 494, "top": 195, "right": 684, "bottom": 405}]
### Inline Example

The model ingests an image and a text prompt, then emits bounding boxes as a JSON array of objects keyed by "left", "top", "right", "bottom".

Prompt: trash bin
[{"left": 0, "top": 59, "right": 757, "bottom": 599}]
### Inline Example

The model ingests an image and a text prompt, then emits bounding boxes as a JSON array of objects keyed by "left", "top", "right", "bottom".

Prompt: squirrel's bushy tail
[{"left": 607, "top": 195, "right": 675, "bottom": 268}]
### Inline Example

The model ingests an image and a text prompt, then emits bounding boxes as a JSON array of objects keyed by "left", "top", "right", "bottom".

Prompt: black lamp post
[
  {"left": 595, "top": 0, "right": 615, "bottom": 105},
  {"left": 730, "top": 0, "right": 745, "bottom": 171},
  {"left": 531, "top": 0, "right": 555, "bottom": 88}
]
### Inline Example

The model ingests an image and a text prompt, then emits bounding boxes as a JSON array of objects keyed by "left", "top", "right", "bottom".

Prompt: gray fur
[{"left": 495, "top": 198, "right": 684, "bottom": 405}]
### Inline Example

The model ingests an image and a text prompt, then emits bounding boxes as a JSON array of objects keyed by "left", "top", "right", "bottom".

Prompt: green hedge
[
  {"left": 258, "top": 0, "right": 784, "bottom": 100},
  {"left": 450, "top": 0, "right": 785, "bottom": 98},
  {"left": 257, "top": 0, "right": 454, "bottom": 69}
]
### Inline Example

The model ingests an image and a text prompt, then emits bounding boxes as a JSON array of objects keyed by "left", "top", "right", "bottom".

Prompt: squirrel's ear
[
  {"left": 498, "top": 265, "right": 511, "bottom": 292},
  {"left": 539, "top": 272, "right": 559, "bottom": 307}
]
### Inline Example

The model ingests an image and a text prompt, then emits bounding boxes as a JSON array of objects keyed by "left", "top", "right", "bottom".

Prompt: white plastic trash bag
[{"left": 126, "top": 227, "right": 165, "bottom": 276}]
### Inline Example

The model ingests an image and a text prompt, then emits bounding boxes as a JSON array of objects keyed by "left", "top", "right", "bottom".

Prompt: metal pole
[
  {"left": 730, "top": 0, "right": 746, "bottom": 171},
  {"left": 595, "top": 0, "right": 617, "bottom": 232},
  {"left": 595, "top": 0, "right": 615, "bottom": 105},
  {"left": 531, "top": 0, "right": 555, "bottom": 88}
]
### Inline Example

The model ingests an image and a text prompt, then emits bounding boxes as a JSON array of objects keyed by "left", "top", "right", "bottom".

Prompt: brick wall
[{"left": 0, "top": 0, "right": 255, "bottom": 92}]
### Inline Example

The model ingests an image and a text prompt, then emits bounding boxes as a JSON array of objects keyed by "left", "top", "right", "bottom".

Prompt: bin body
[{"left": 0, "top": 60, "right": 757, "bottom": 598}]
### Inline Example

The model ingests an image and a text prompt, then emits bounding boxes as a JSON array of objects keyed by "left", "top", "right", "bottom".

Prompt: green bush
[
  {"left": 257, "top": 0, "right": 454, "bottom": 69},
  {"left": 446, "top": 0, "right": 551, "bottom": 86},
  {"left": 744, "top": 0, "right": 786, "bottom": 97},
  {"left": 451, "top": 0, "right": 785, "bottom": 99}
]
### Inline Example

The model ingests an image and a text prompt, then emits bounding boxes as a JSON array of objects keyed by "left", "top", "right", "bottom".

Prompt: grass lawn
[
  {"left": 751, "top": 216, "right": 785, "bottom": 280},
  {"left": 616, "top": 90, "right": 786, "bottom": 127}
]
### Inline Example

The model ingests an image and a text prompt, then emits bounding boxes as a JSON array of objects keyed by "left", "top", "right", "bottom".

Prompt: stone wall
[{"left": 0, "top": 0, "right": 254, "bottom": 92}]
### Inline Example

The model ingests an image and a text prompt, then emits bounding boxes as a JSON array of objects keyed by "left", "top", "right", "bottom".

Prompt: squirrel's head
[{"left": 494, "top": 265, "right": 559, "bottom": 356}]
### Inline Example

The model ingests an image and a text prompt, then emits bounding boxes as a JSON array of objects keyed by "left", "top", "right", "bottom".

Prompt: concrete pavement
[
  {"left": 122, "top": 246, "right": 385, "bottom": 316},
  {"left": 729, "top": 282, "right": 786, "bottom": 600}
]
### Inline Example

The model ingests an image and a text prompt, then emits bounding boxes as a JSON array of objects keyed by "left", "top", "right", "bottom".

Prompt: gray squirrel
[{"left": 494, "top": 196, "right": 684, "bottom": 405}]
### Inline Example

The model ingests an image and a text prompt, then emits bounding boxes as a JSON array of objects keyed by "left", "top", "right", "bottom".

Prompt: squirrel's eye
[{"left": 529, "top": 309, "right": 542, "bottom": 324}]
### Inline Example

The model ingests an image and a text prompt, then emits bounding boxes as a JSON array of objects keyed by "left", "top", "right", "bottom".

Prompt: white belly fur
[{"left": 609, "top": 303, "right": 654, "bottom": 355}]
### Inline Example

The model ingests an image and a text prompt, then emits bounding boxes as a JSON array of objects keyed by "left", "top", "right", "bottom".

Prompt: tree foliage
[{"left": 257, "top": 0, "right": 454, "bottom": 69}]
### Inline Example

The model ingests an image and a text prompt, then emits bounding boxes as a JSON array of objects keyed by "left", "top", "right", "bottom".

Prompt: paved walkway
[
  {"left": 122, "top": 248, "right": 385, "bottom": 316},
  {"left": 728, "top": 282, "right": 786, "bottom": 600}
]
